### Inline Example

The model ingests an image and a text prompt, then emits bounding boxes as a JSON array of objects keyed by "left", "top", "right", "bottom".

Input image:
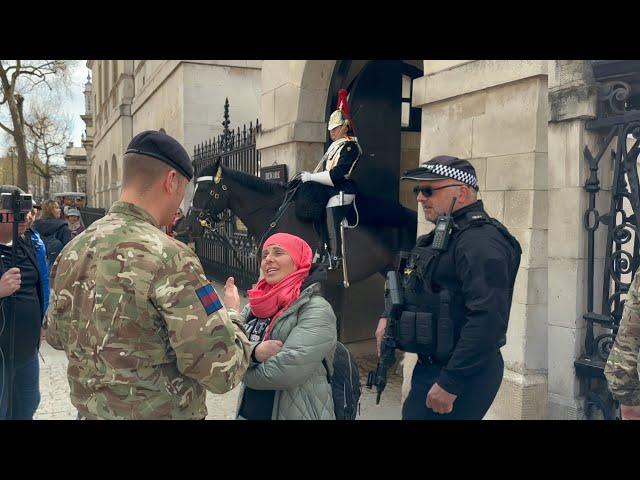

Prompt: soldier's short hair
[{"left": 122, "top": 152, "right": 175, "bottom": 192}]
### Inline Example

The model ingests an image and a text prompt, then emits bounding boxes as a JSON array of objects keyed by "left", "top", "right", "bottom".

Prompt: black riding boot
[{"left": 326, "top": 205, "right": 350, "bottom": 269}]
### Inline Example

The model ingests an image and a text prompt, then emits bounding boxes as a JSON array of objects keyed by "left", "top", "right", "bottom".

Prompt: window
[{"left": 401, "top": 64, "right": 422, "bottom": 132}]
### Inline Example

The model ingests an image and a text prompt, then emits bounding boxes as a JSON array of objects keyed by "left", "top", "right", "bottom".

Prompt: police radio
[{"left": 431, "top": 197, "right": 457, "bottom": 251}]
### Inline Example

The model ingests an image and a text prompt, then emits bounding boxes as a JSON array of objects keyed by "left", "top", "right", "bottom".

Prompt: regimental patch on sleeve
[{"left": 195, "top": 283, "right": 224, "bottom": 315}]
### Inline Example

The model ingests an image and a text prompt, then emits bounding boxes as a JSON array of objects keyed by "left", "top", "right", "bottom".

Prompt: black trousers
[{"left": 402, "top": 351, "right": 504, "bottom": 420}]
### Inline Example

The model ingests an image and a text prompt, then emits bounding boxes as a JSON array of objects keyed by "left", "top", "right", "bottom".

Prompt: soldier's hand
[
  {"left": 300, "top": 171, "right": 312, "bottom": 183},
  {"left": 223, "top": 277, "right": 241, "bottom": 311},
  {"left": 255, "top": 340, "right": 283, "bottom": 362},
  {"left": 0, "top": 267, "right": 21, "bottom": 298},
  {"left": 375, "top": 317, "right": 388, "bottom": 357},
  {"left": 426, "top": 383, "right": 457, "bottom": 414},
  {"left": 621, "top": 404, "right": 640, "bottom": 420}
]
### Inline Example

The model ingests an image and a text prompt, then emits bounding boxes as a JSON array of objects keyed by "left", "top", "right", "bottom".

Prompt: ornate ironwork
[
  {"left": 192, "top": 103, "right": 262, "bottom": 291},
  {"left": 575, "top": 61, "right": 640, "bottom": 419}
]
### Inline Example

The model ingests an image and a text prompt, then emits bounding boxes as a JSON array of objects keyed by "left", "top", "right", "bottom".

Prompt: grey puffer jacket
[{"left": 230, "top": 281, "right": 337, "bottom": 420}]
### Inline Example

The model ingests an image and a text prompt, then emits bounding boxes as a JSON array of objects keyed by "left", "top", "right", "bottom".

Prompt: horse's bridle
[{"left": 190, "top": 167, "right": 227, "bottom": 231}]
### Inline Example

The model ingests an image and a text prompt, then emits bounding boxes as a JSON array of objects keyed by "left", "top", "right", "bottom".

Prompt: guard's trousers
[{"left": 402, "top": 351, "right": 504, "bottom": 420}]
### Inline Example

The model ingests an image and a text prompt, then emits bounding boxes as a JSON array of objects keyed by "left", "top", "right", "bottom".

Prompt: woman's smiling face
[{"left": 261, "top": 243, "right": 297, "bottom": 285}]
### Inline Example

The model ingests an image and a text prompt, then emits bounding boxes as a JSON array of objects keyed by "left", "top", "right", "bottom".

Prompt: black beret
[
  {"left": 125, "top": 130, "right": 193, "bottom": 181},
  {"left": 402, "top": 155, "right": 478, "bottom": 190}
]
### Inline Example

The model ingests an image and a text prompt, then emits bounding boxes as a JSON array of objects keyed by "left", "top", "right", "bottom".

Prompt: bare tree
[
  {"left": 0, "top": 60, "right": 70, "bottom": 191},
  {"left": 25, "top": 105, "right": 71, "bottom": 199}
]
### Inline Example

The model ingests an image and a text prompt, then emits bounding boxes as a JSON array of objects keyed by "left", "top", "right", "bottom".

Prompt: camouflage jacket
[
  {"left": 605, "top": 273, "right": 640, "bottom": 406},
  {"left": 46, "top": 201, "right": 251, "bottom": 419}
]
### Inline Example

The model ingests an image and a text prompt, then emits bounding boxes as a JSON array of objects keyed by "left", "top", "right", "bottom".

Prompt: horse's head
[{"left": 184, "top": 156, "right": 230, "bottom": 238}]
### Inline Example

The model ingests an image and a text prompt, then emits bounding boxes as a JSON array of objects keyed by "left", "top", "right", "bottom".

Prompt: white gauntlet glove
[{"left": 300, "top": 170, "right": 334, "bottom": 187}]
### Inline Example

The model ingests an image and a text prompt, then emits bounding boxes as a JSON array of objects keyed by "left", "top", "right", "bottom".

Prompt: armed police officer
[
  {"left": 45, "top": 130, "right": 252, "bottom": 420},
  {"left": 300, "top": 89, "right": 362, "bottom": 268},
  {"left": 374, "top": 156, "right": 521, "bottom": 420}
]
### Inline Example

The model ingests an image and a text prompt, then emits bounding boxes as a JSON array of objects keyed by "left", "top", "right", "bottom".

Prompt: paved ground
[{"left": 35, "top": 280, "right": 403, "bottom": 420}]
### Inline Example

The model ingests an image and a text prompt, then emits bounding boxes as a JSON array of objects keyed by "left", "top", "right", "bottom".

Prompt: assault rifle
[{"left": 366, "top": 252, "right": 408, "bottom": 404}]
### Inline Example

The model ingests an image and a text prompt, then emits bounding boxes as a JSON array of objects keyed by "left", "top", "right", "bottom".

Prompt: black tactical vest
[{"left": 394, "top": 208, "right": 521, "bottom": 363}]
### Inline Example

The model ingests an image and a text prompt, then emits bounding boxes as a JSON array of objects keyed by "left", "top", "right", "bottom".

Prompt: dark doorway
[{"left": 325, "top": 60, "right": 423, "bottom": 342}]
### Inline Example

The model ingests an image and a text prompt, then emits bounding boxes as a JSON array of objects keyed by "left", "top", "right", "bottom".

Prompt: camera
[{"left": 0, "top": 192, "right": 33, "bottom": 223}]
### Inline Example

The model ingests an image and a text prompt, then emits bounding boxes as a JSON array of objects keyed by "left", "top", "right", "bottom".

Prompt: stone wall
[
  {"left": 257, "top": 61, "right": 335, "bottom": 178},
  {"left": 546, "top": 61, "right": 609, "bottom": 419}
]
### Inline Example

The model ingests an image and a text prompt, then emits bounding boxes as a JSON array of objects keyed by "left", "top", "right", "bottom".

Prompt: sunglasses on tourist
[{"left": 412, "top": 184, "right": 462, "bottom": 197}]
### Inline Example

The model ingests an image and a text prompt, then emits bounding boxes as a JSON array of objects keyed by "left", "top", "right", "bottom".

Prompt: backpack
[
  {"left": 323, "top": 341, "right": 361, "bottom": 420},
  {"left": 42, "top": 234, "right": 63, "bottom": 269}
]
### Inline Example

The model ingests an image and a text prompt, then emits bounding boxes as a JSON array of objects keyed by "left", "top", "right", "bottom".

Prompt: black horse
[{"left": 184, "top": 157, "right": 417, "bottom": 286}]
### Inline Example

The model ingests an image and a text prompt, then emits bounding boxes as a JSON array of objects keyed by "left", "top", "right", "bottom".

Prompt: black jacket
[
  {"left": 32, "top": 218, "right": 73, "bottom": 246},
  {"left": 0, "top": 234, "right": 44, "bottom": 365},
  {"left": 417, "top": 201, "right": 521, "bottom": 395}
]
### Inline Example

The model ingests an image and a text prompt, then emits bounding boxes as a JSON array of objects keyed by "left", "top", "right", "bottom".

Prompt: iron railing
[{"left": 192, "top": 99, "right": 261, "bottom": 291}]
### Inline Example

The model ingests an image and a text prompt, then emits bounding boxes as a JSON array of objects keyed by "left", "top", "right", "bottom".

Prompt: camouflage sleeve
[
  {"left": 605, "top": 274, "right": 640, "bottom": 405},
  {"left": 44, "top": 258, "right": 65, "bottom": 351},
  {"left": 150, "top": 247, "right": 251, "bottom": 394}
]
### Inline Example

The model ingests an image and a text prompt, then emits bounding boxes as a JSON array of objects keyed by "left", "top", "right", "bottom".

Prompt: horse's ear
[{"left": 214, "top": 165, "right": 223, "bottom": 184}]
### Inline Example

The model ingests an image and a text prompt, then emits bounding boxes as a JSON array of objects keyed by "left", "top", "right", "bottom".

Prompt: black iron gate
[
  {"left": 574, "top": 61, "right": 640, "bottom": 419},
  {"left": 192, "top": 100, "right": 261, "bottom": 291}
]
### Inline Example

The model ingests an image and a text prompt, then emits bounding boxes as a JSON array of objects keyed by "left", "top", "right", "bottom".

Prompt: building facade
[{"left": 82, "top": 60, "right": 262, "bottom": 210}]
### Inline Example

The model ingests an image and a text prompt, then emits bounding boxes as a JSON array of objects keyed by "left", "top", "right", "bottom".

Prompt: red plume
[{"left": 337, "top": 89, "right": 350, "bottom": 116}]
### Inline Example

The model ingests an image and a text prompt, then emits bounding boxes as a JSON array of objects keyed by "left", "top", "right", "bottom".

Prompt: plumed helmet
[{"left": 328, "top": 89, "right": 351, "bottom": 131}]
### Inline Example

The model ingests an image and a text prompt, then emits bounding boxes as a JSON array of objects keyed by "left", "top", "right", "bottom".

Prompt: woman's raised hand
[{"left": 223, "top": 277, "right": 241, "bottom": 312}]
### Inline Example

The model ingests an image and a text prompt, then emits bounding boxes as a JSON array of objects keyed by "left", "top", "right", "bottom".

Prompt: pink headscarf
[{"left": 247, "top": 233, "right": 312, "bottom": 340}]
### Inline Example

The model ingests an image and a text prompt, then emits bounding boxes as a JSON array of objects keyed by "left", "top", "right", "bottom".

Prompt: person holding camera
[
  {"left": 374, "top": 156, "right": 521, "bottom": 420},
  {"left": 0, "top": 186, "right": 46, "bottom": 420}
]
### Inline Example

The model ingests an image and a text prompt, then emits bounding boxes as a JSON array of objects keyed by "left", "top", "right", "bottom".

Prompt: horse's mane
[{"left": 222, "top": 165, "right": 286, "bottom": 195}]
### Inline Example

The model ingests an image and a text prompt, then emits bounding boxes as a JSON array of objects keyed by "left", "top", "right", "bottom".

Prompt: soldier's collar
[{"left": 109, "top": 201, "right": 160, "bottom": 228}]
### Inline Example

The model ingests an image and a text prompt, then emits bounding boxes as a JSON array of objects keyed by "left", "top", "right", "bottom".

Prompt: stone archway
[{"left": 257, "top": 61, "right": 335, "bottom": 175}]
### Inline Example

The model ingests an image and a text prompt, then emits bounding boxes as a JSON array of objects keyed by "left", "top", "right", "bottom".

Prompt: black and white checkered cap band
[{"left": 420, "top": 163, "right": 478, "bottom": 189}]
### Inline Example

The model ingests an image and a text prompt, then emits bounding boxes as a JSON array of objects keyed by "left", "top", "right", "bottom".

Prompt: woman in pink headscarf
[{"left": 224, "top": 232, "right": 337, "bottom": 420}]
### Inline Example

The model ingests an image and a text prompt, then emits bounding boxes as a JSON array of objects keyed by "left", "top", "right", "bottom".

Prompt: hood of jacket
[{"left": 33, "top": 218, "right": 69, "bottom": 237}]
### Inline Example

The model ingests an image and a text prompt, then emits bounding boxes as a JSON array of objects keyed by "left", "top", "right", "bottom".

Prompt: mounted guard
[{"left": 300, "top": 89, "right": 362, "bottom": 271}]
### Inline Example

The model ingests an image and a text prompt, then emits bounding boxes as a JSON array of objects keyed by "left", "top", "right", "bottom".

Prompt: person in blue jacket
[{"left": 27, "top": 207, "right": 49, "bottom": 316}]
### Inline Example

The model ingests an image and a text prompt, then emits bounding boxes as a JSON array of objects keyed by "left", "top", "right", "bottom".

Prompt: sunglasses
[{"left": 412, "top": 184, "right": 462, "bottom": 197}]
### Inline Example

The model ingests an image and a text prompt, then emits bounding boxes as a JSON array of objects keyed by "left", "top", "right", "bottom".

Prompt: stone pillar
[
  {"left": 409, "top": 60, "right": 550, "bottom": 419},
  {"left": 547, "top": 61, "right": 606, "bottom": 419},
  {"left": 69, "top": 170, "right": 78, "bottom": 192},
  {"left": 256, "top": 61, "right": 335, "bottom": 177}
]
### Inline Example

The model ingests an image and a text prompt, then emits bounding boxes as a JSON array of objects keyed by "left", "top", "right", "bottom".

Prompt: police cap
[
  {"left": 402, "top": 155, "right": 478, "bottom": 190},
  {"left": 125, "top": 130, "right": 193, "bottom": 181}
]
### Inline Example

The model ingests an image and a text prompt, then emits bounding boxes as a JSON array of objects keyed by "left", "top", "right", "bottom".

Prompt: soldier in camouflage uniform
[
  {"left": 45, "top": 130, "right": 251, "bottom": 420},
  {"left": 605, "top": 273, "right": 640, "bottom": 420}
]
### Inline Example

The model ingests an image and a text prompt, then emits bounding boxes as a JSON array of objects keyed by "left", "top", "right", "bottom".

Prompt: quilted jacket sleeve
[{"left": 242, "top": 296, "right": 337, "bottom": 390}]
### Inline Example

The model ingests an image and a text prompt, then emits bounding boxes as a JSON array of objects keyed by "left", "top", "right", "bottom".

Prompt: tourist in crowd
[
  {"left": 225, "top": 232, "right": 337, "bottom": 420},
  {"left": 32, "top": 200, "right": 73, "bottom": 269},
  {"left": 65, "top": 207, "right": 85, "bottom": 237}
]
